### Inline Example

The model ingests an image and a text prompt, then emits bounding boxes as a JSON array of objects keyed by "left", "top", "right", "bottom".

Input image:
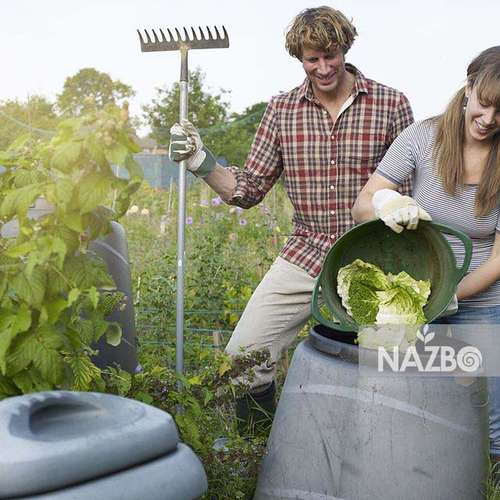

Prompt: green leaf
[
  {"left": 11, "top": 267, "right": 46, "bottom": 308},
  {"left": 218, "top": 360, "right": 232, "bottom": 377},
  {"left": 105, "top": 322, "right": 122, "bottom": 347},
  {"left": 51, "top": 141, "right": 81, "bottom": 172},
  {"left": 124, "top": 155, "right": 144, "bottom": 181},
  {"left": 105, "top": 143, "right": 128, "bottom": 166},
  {"left": 76, "top": 320, "right": 95, "bottom": 345},
  {"left": 0, "top": 306, "right": 32, "bottom": 374},
  {"left": 3, "top": 240, "right": 36, "bottom": 258},
  {"left": 0, "top": 184, "right": 40, "bottom": 218},
  {"left": 12, "top": 369, "right": 52, "bottom": 394},
  {"left": 7, "top": 133, "right": 32, "bottom": 151},
  {"left": 67, "top": 288, "right": 81, "bottom": 306},
  {"left": 67, "top": 352, "right": 101, "bottom": 391},
  {"left": 31, "top": 326, "right": 64, "bottom": 385},
  {"left": 0, "top": 373, "right": 19, "bottom": 397},
  {"left": 188, "top": 375, "right": 202, "bottom": 386},
  {"left": 134, "top": 391, "right": 153, "bottom": 405},
  {"left": 90, "top": 316, "right": 111, "bottom": 343},
  {"left": 88, "top": 286, "right": 99, "bottom": 309},
  {"left": 54, "top": 179, "right": 75, "bottom": 205},
  {"left": 62, "top": 212, "right": 84, "bottom": 233},
  {"left": 45, "top": 298, "right": 68, "bottom": 325},
  {"left": 77, "top": 174, "right": 112, "bottom": 214},
  {"left": 6, "top": 330, "right": 37, "bottom": 375},
  {"left": 65, "top": 255, "right": 113, "bottom": 290}
]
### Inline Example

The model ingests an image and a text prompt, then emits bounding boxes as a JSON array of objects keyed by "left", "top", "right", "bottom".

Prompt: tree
[
  {"left": 143, "top": 68, "right": 230, "bottom": 146},
  {"left": 57, "top": 68, "right": 135, "bottom": 116},
  {"left": 205, "top": 101, "right": 268, "bottom": 166},
  {"left": 143, "top": 69, "right": 268, "bottom": 166},
  {"left": 0, "top": 96, "right": 59, "bottom": 150}
]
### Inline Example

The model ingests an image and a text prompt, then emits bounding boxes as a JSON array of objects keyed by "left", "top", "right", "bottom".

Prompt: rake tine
[
  {"left": 144, "top": 29, "right": 152, "bottom": 44},
  {"left": 183, "top": 27, "right": 190, "bottom": 41},
  {"left": 167, "top": 28, "right": 175, "bottom": 42},
  {"left": 214, "top": 26, "right": 221, "bottom": 39},
  {"left": 206, "top": 26, "right": 213, "bottom": 40},
  {"left": 137, "top": 29, "right": 145, "bottom": 45},
  {"left": 222, "top": 26, "right": 228, "bottom": 41},
  {"left": 159, "top": 28, "right": 167, "bottom": 42},
  {"left": 152, "top": 29, "right": 160, "bottom": 43},
  {"left": 198, "top": 26, "right": 205, "bottom": 40},
  {"left": 174, "top": 27, "right": 182, "bottom": 42},
  {"left": 190, "top": 27, "right": 198, "bottom": 41}
]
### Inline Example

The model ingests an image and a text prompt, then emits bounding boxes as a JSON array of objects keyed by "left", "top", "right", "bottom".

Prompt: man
[{"left": 169, "top": 6, "right": 414, "bottom": 432}]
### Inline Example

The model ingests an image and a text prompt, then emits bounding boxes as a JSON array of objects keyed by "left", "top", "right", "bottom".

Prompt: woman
[{"left": 352, "top": 47, "right": 500, "bottom": 462}]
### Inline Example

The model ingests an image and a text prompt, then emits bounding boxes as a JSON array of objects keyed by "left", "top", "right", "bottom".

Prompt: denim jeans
[{"left": 437, "top": 305, "right": 500, "bottom": 457}]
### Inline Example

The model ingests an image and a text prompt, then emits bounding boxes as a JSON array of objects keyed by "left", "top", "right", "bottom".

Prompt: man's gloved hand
[
  {"left": 169, "top": 119, "right": 216, "bottom": 178},
  {"left": 372, "top": 188, "right": 432, "bottom": 233}
]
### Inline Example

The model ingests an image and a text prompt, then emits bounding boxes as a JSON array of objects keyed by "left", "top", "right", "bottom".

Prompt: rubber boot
[{"left": 235, "top": 381, "right": 276, "bottom": 436}]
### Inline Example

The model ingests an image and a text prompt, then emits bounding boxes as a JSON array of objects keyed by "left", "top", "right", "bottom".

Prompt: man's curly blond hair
[{"left": 285, "top": 6, "right": 358, "bottom": 60}]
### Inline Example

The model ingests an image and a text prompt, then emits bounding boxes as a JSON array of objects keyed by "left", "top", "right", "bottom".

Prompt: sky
[{"left": 2, "top": 0, "right": 500, "bottom": 135}]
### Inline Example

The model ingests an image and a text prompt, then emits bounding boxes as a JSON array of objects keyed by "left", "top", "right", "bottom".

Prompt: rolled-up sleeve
[{"left": 228, "top": 99, "right": 283, "bottom": 208}]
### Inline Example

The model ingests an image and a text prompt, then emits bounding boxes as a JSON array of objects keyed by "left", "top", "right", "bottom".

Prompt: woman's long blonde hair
[{"left": 434, "top": 47, "right": 500, "bottom": 216}]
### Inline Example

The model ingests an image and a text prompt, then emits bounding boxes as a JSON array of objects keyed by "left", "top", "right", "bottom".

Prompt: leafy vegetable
[{"left": 337, "top": 259, "right": 430, "bottom": 325}]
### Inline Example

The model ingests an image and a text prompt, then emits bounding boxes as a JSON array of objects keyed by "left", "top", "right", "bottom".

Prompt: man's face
[{"left": 302, "top": 46, "right": 347, "bottom": 96}]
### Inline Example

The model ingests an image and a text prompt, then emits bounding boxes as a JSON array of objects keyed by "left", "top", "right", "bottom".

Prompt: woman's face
[{"left": 464, "top": 85, "right": 500, "bottom": 143}]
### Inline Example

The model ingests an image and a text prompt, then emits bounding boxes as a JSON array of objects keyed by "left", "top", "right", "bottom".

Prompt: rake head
[{"left": 137, "top": 26, "right": 229, "bottom": 52}]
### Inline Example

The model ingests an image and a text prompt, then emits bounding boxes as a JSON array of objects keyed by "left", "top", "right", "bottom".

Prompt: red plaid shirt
[{"left": 229, "top": 64, "right": 414, "bottom": 277}]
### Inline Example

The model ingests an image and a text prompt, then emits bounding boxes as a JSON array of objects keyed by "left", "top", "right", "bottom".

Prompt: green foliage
[
  {"left": 125, "top": 347, "right": 271, "bottom": 499},
  {"left": 142, "top": 68, "right": 267, "bottom": 166},
  {"left": 0, "top": 103, "right": 142, "bottom": 398},
  {"left": 143, "top": 68, "right": 229, "bottom": 146},
  {"left": 57, "top": 68, "right": 135, "bottom": 117},
  {"left": 203, "top": 101, "right": 268, "bottom": 167},
  {"left": 124, "top": 181, "right": 292, "bottom": 342},
  {"left": 0, "top": 96, "right": 59, "bottom": 150}
]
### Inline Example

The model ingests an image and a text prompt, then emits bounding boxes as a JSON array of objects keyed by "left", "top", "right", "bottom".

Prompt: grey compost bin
[
  {"left": 254, "top": 325, "right": 489, "bottom": 500},
  {"left": 89, "top": 221, "right": 139, "bottom": 373},
  {"left": 0, "top": 391, "right": 207, "bottom": 500}
]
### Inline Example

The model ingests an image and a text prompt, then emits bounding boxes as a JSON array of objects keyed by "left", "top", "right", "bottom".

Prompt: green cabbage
[{"left": 337, "top": 259, "right": 430, "bottom": 325}]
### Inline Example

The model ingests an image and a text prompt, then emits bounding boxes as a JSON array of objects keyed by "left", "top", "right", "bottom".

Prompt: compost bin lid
[
  {"left": 309, "top": 325, "right": 359, "bottom": 363},
  {"left": 0, "top": 391, "right": 179, "bottom": 498}
]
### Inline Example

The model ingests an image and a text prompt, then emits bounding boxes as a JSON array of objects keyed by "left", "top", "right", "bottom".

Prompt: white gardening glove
[
  {"left": 372, "top": 189, "right": 432, "bottom": 233},
  {"left": 169, "top": 119, "right": 216, "bottom": 178}
]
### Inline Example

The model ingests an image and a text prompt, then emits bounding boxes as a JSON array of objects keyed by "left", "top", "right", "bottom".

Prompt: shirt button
[
  {"left": 330, "top": 210, "right": 336, "bottom": 215},
  {"left": 330, "top": 234, "right": 336, "bottom": 239},
  {"left": 330, "top": 160, "right": 336, "bottom": 165},
  {"left": 331, "top": 135, "right": 335, "bottom": 140},
  {"left": 330, "top": 185, "right": 335, "bottom": 190},
  {"left": 323, "top": 110, "right": 328, "bottom": 115}
]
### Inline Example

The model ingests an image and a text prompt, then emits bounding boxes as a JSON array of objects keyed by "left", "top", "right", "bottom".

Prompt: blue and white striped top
[{"left": 376, "top": 119, "right": 500, "bottom": 306}]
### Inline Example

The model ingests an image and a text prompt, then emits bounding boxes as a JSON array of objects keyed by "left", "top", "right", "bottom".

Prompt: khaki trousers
[{"left": 225, "top": 256, "right": 316, "bottom": 390}]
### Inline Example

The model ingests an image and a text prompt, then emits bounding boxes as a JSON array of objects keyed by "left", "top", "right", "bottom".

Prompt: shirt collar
[{"left": 298, "top": 63, "right": 369, "bottom": 103}]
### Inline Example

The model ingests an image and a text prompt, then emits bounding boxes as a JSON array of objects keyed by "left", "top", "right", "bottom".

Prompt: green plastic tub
[{"left": 312, "top": 220, "right": 472, "bottom": 332}]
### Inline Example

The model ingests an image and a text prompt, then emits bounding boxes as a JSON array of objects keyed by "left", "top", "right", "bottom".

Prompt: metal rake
[{"left": 138, "top": 25, "right": 229, "bottom": 379}]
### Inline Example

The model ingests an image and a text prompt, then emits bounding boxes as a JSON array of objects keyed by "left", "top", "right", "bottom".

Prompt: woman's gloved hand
[
  {"left": 372, "top": 189, "right": 432, "bottom": 233},
  {"left": 169, "top": 119, "right": 216, "bottom": 178}
]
